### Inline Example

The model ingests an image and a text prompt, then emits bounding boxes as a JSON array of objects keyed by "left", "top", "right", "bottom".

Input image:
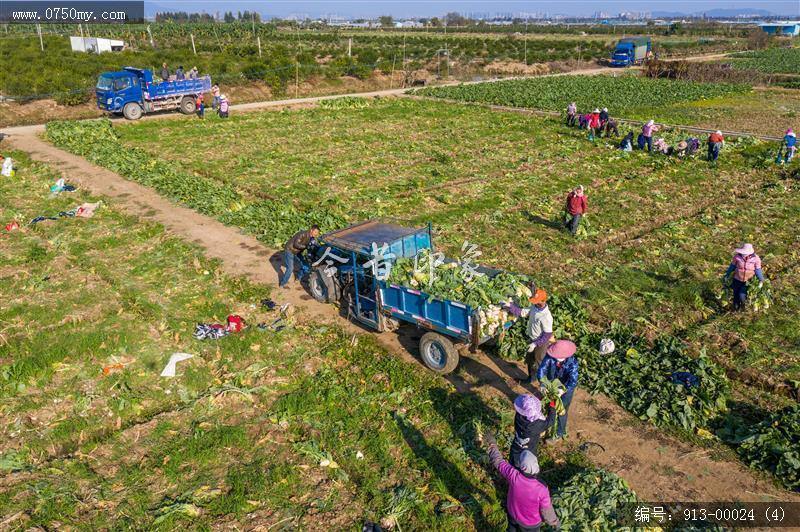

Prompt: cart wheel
[
  {"left": 122, "top": 102, "right": 143, "bottom": 120},
  {"left": 309, "top": 269, "right": 338, "bottom": 303},
  {"left": 419, "top": 332, "right": 459, "bottom": 374},
  {"left": 180, "top": 96, "right": 197, "bottom": 115}
]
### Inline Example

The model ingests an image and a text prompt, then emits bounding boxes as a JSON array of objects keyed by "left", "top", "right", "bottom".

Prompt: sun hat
[
  {"left": 646, "top": 120, "right": 654, "bottom": 126},
  {"left": 529, "top": 288, "right": 548, "bottom": 305},
  {"left": 676, "top": 140, "right": 688, "bottom": 150},
  {"left": 518, "top": 451, "right": 540, "bottom": 476},
  {"left": 514, "top": 394, "right": 545, "bottom": 422},
  {"left": 735, "top": 243, "right": 754, "bottom": 256},
  {"left": 602, "top": 107, "right": 608, "bottom": 112},
  {"left": 593, "top": 108, "right": 600, "bottom": 113},
  {"left": 716, "top": 130, "right": 723, "bottom": 135},
  {"left": 548, "top": 339, "right": 577, "bottom": 359},
  {"left": 599, "top": 338, "right": 615, "bottom": 355},
  {"left": 788, "top": 128, "right": 796, "bottom": 136}
]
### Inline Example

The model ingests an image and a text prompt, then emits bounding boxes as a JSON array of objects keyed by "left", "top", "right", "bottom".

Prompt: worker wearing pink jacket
[{"left": 484, "top": 431, "right": 561, "bottom": 531}]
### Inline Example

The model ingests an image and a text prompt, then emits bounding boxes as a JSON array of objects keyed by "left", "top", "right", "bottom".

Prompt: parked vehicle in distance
[
  {"left": 95, "top": 67, "right": 211, "bottom": 120},
  {"left": 610, "top": 37, "right": 652, "bottom": 67}
]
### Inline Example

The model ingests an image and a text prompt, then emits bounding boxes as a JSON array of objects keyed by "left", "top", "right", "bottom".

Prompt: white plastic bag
[{"left": 1, "top": 158, "right": 13, "bottom": 177}]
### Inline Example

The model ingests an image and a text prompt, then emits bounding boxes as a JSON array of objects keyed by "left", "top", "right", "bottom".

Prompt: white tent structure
[{"left": 70, "top": 36, "right": 125, "bottom": 53}]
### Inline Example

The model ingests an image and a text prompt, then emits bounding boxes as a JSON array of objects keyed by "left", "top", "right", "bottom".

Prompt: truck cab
[
  {"left": 610, "top": 37, "right": 651, "bottom": 67},
  {"left": 96, "top": 67, "right": 211, "bottom": 120},
  {"left": 96, "top": 68, "right": 145, "bottom": 114}
]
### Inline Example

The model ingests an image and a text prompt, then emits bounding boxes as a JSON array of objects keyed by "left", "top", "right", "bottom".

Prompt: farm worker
[
  {"left": 279, "top": 225, "right": 321, "bottom": 288},
  {"left": 537, "top": 340, "right": 579, "bottom": 440},
  {"left": 604, "top": 118, "right": 619, "bottom": 138},
  {"left": 565, "top": 185, "right": 587, "bottom": 236},
  {"left": 196, "top": 94, "right": 205, "bottom": 119},
  {"left": 675, "top": 140, "right": 689, "bottom": 157},
  {"left": 159, "top": 62, "right": 169, "bottom": 82},
  {"left": 510, "top": 394, "right": 556, "bottom": 467},
  {"left": 483, "top": 431, "right": 561, "bottom": 532},
  {"left": 619, "top": 131, "right": 634, "bottom": 152},
  {"left": 641, "top": 120, "right": 658, "bottom": 152},
  {"left": 588, "top": 109, "right": 601, "bottom": 141},
  {"left": 599, "top": 107, "right": 609, "bottom": 128},
  {"left": 175, "top": 66, "right": 186, "bottom": 81},
  {"left": 566, "top": 102, "right": 577, "bottom": 126},
  {"left": 211, "top": 84, "right": 221, "bottom": 110},
  {"left": 578, "top": 112, "right": 590, "bottom": 130},
  {"left": 189, "top": 66, "right": 199, "bottom": 79},
  {"left": 218, "top": 95, "right": 230, "bottom": 118},
  {"left": 780, "top": 128, "right": 796, "bottom": 164},
  {"left": 519, "top": 289, "right": 553, "bottom": 385},
  {"left": 707, "top": 130, "right": 724, "bottom": 162},
  {"left": 723, "top": 243, "right": 765, "bottom": 311}
]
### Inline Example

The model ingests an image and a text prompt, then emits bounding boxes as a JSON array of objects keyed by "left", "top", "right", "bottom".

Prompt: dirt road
[{"left": 10, "top": 130, "right": 797, "bottom": 504}]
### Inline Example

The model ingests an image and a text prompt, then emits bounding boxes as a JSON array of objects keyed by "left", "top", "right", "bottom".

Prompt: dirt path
[{"left": 9, "top": 131, "right": 798, "bottom": 504}]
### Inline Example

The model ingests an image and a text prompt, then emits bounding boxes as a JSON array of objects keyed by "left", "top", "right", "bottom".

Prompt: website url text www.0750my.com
[
  {"left": 11, "top": 7, "right": 125, "bottom": 21},
  {"left": 1, "top": 1, "right": 144, "bottom": 23}
]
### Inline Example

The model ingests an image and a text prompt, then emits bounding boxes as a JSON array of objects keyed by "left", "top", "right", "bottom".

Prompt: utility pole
[
  {"left": 295, "top": 61, "right": 299, "bottom": 97},
  {"left": 257, "top": 35, "right": 262, "bottom": 57},
  {"left": 147, "top": 24, "right": 154, "bottom": 48},
  {"left": 524, "top": 21, "right": 528, "bottom": 64},
  {"left": 36, "top": 23, "right": 44, "bottom": 51},
  {"left": 348, "top": 37, "right": 352, "bottom": 57},
  {"left": 191, "top": 33, "right": 197, "bottom": 55},
  {"left": 445, "top": 43, "right": 449, "bottom": 78},
  {"left": 251, "top": 11, "right": 255, "bottom": 38}
]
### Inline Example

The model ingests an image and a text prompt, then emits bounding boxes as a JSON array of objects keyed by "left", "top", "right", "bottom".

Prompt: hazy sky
[{"left": 149, "top": 1, "right": 800, "bottom": 18}]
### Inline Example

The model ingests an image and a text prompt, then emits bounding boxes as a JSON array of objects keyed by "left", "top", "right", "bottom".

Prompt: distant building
[
  {"left": 70, "top": 36, "right": 125, "bottom": 53},
  {"left": 394, "top": 20, "right": 423, "bottom": 28},
  {"left": 759, "top": 22, "right": 800, "bottom": 37}
]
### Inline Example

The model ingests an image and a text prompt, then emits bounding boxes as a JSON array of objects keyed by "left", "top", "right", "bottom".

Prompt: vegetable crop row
[
  {"left": 413, "top": 75, "right": 751, "bottom": 116},
  {"left": 45, "top": 119, "right": 346, "bottom": 247},
  {"left": 730, "top": 47, "right": 800, "bottom": 74}
]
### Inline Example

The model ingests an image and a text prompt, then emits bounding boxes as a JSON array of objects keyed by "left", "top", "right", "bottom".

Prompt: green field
[
  {"left": 50, "top": 98, "right": 794, "bottom": 369},
  {"left": 730, "top": 47, "right": 800, "bottom": 74},
  {"left": 414, "top": 75, "right": 752, "bottom": 117},
  {"left": 0, "top": 153, "right": 647, "bottom": 528}
]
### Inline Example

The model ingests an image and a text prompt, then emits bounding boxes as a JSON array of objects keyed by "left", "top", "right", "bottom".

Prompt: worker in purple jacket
[
  {"left": 484, "top": 431, "right": 561, "bottom": 532},
  {"left": 510, "top": 394, "right": 556, "bottom": 469},
  {"left": 537, "top": 340, "right": 579, "bottom": 441}
]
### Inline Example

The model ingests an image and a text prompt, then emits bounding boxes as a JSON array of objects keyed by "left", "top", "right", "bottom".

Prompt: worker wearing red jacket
[{"left": 565, "top": 185, "right": 587, "bottom": 236}]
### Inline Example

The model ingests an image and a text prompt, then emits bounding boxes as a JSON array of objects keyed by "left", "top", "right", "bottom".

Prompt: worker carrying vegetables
[
  {"left": 483, "top": 430, "right": 561, "bottom": 532},
  {"left": 510, "top": 394, "right": 556, "bottom": 468},
  {"left": 519, "top": 288, "right": 554, "bottom": 385},
  {"left": 279, "top": 225, "right": 321, "bottom": 288},
  {"left": 537, "top": 340, "right": 579, "bottom": 441},
  {"left": 723, "top": 243, "right": 765, "bottom": 311},
  {"left": 564, "top": 185, "right": 587, "bottom": 237}
]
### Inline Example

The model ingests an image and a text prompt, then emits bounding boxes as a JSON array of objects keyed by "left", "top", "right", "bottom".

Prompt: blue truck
[
  {"left": 95, "top": 67, "right": 211, "bottom": 120},
  {"left": 610, "top": 37, "right": 652, "bottom": 67},
  {"left": 307, "top": 220, "right": 522, "bottom": 374}
]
